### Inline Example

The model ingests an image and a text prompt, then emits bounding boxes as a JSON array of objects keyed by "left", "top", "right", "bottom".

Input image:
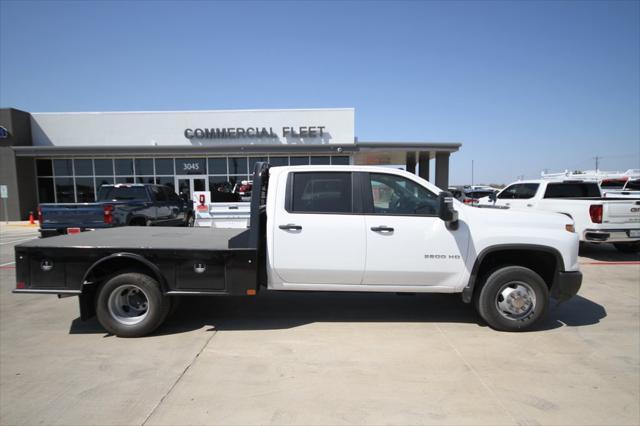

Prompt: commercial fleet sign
[
  {"left": 29, "top": 108, "right": 355, "bottom": 147},
  {"left": 184, "top": 126, "right": 327, "bottom": 139}
]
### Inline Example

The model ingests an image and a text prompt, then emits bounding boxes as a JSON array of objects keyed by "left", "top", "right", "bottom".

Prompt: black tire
[
  {"left": 95, "top": 272, "right": 170, "bottom": 337},
  {"left": 474, "top": 266, "right": 549, "bottom": 332},
  {"left": 613, "top": 242, "right": 640, "bottom": 253},
  {"left": 184, "top": 213, "right": 195, "bottom": 227}
]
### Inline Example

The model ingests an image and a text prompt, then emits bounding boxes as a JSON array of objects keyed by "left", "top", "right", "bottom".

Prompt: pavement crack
[{"left": 141, "top": 329, "right": 218, "bottom": 426}]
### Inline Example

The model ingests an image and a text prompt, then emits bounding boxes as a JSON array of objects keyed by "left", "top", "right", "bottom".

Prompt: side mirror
[
  {"left": 489, "top": 192, "right": 497, "bottom": 203},
  {"left": 179, "top": 193, "right": 189, "bottom": 202},
  {"left": 438, "top": 191, "right": 459, "bottom": 230}
]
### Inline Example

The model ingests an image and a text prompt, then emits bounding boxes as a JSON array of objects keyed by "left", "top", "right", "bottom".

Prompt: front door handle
[
  {"left": 371, "top": 226, "right": 394, "bottom": 233},
  {"left": 526, "top": 204, "right": 533, "bottom": 207},
  {"left": 279, "top": 224, "right": 302, "bottom": 231}
]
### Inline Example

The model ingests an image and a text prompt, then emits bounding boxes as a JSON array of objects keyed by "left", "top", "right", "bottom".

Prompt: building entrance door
[{"left": 175, "top": 175, "right": 208, "bottom": 201}]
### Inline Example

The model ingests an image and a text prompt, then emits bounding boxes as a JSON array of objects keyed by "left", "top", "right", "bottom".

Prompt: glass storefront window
[
  {"left": 53, "top": 159, "right": 73, "bottom": 176},
  {"left": 290, "top": 156, "right": 309, "bottom": 166},
  {"left": 135, "top": 159, "right": 154, "bottom": 175},
  {"left": 248, "top": 157, "right": 267, "bottom": 173},
  {"left": 155, "top": 176, "right": 175, "bottom": 191},
  {"left": 310, "top": 156, "right": 330, "bottom": 165},
  {"left": 55, "top": 178, "right": 75, "bottom": 203},
  {"left": 228, "top": 175, "right": 248, "bottom": 185},
  {"left": 36, "top": 159, "right": 53, "bottom": 176},
  {"left": 208, "top": 158, "right": 227, "bottom": 174},
  {"left": 175, "top": 158, "right": 206, "bottom": 175},
  {"left": 209, "top": 176, "right": 240, "bottom": 202},
  {"left": 155, "top": 158, "right": 174, "bottom": 175},
  {"left": 38, "top": 178, "right": 55, "bottom": 203},
  {"left": 94, "top": 159, "right": 114, "bottom": 175},
  {"left": 229, "top": 157, "right": 248, "bottom": 175},
  {"left": 75, "top": 177, "right": 95, "bottom": 202},
  {"left": 95, "top": 177, "right": 114, "bottom": 189},
  {"left": 115, "top": 159, "right": 133, "bottom": 175},
  {"left": 268, "top": 156, "right": 289, "bottom": 166},
  {"left": 74, "top": 159, "right": 93, "bottom": 176},
  {"left": 35, "top": 154, "right": 354, "bottom": 204}
]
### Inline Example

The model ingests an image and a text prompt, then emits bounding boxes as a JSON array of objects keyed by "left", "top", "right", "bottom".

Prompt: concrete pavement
[{"left": 0, "top": 225, "right": 638, "bottom": 425}]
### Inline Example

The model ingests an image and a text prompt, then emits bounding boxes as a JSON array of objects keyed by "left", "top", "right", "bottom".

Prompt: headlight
[{"left": 565, "top": 224, "right": 575, "bottom": 233}]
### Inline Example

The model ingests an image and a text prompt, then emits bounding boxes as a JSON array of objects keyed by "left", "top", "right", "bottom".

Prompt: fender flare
[
  {"left": 81, "top": 252, "right": 167, "bottom": 292},
  {"left": 461, "top": 244, "right": 565, "bottom": 303}
]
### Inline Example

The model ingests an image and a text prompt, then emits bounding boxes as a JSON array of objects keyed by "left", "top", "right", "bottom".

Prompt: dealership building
[{"left": 0, "top": 107, "right": 460, "bottom": 220}]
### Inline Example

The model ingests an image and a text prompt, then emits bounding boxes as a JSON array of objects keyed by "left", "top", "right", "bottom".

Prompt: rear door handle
[
  {"left": 371, "top": 226, "right": 394, "bottom": 232},
  {"left": 279, "top": 224, "right": 302, "bottom": 231},
  {"left": 526, "top": 204, "right": 533, "bottom": 207}
]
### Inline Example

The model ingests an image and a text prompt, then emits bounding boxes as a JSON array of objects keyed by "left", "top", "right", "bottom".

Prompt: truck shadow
[
  {"left": 69, "top": 292, "right": 606, "bottom": 336},
  {"left": 579, "top": 242, "right": 639, "bottom": 262}
]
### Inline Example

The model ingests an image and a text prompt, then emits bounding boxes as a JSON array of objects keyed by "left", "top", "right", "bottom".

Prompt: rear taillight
[
  {"left": 463, "top": 198, "right": 479, "bottom": 205},
  {"left": 589, "top": 205, "right": 603, "bottom": 224},
  {"left": 37, "top": 206, "right": 43, "bottom": 225},
  {"left": 16, "top": 281, "right": 26, "bottom": 289},
  {"left": 103, "top": 204, "right": 114, "bottom": 224}
]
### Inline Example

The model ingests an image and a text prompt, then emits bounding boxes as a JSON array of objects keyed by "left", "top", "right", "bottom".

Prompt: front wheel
[
  {"left": 613, "top": 242, "right": 640, "bottom": 253},
  {"left": 475, "top": 266, "right": 549, "bottom": 332},
  {"left": 95, "top": 272, "right": 170, "bottom": 337},
  {"left": 184, "top": 214, "right": 195, "bottom": 227}
]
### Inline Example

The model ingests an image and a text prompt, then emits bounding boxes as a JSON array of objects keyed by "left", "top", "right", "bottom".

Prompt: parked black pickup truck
[{"left": 38, "top": 184, "right": 195, "bottom": 237}]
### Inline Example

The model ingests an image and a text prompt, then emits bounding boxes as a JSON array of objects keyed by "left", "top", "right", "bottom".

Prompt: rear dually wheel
[{"left": 95, "top": 272, "right": 170, "bottom": 337}]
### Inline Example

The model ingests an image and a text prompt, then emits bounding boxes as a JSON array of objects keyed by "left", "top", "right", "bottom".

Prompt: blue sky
[{"left": 1, "top": 0, "right": 638, "bottom": 184}]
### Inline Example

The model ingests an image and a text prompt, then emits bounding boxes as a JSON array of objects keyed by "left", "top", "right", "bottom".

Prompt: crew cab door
[
  {"left": 361, "top": 172, "right": 469, "bottom": 287},
  {"left": 272, "top": 171, "right": 366, "bottom": 285},
  {"left": 495, "top": 183, "right": 540, "bottom": 209}
]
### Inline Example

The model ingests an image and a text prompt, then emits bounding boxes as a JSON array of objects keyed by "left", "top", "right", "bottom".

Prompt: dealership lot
[{"left": 0, "top": 225, "right": 638, "bottom": 425}]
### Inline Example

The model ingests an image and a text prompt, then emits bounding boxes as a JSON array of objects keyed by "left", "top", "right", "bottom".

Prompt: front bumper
[
  {"left": 583, "top": 229, "right": 640, "bottom": 243},
  {"left": 551, "top": 271, "right": 583, "bottom": 303}
]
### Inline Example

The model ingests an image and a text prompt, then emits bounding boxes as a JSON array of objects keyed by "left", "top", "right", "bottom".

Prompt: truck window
[
  {"left": 290, "top": 172, "right": 352, "bottom": 213},
  {"left": 164, "top": 187, "right": 181, "bottom": 201},
  {"left": 624, "top": 179, "right": 640, "bottom": 191},
  {"left": 600, "top": 179, "right": 627, "bottom": 189},
  {"left": 368, "top": 173, "right": 438, "bottom": 215},
  {"left": 97, "top": 186, "right": 149, "bottom": 201},
  {"left": 544, "top": 182, "right": 601, "bottom": 198},
  {"left": 152, "top": 186, "right": 168, "bottom": 202},
  {"left": 498, "top": 183, "right": 539, "bottom": 199}
]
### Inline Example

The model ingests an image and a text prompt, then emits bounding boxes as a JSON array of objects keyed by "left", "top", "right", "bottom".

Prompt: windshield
[
  {"left": 624, "top": 180, "right": 640, "bottom": 191},
  {"left": 466, "top": 190, "right": 494, "bottom": 199},
  {"left": 98, "top": 186, "right": 148, "bottom": 201},
  {"left": 600, "top": 179, "right": 627, "bottom": 189}
]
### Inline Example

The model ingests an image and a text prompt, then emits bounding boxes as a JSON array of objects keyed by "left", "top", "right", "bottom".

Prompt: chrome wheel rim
[
  {"left": 107, "top": 284, "right": 150, "bottom": 325},
  {"left": 495, "top": 281, "right": 536, "bottom": 321}
]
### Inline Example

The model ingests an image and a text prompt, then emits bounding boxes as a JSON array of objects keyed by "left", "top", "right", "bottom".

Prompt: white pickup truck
[
  {"left": 14, "top": 163, "right": 582, "bottom": 337},
  {"left": 479, "top": 179, "right": 640, "bottom": 252},
  {"left": 602, "top": 178, "right": 640, "bottom": 199}
]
